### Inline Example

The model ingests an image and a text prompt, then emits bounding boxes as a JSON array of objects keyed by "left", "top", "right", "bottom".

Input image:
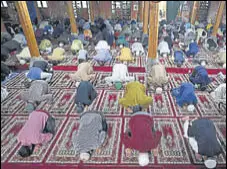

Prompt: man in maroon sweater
[{"left": 123, "top": 106, "right": 162, "bottom": 166}]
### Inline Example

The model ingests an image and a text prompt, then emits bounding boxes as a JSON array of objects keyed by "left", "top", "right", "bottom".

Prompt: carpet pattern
[{"left": 1, "top": 70, "right": 226, "bottom": 169}]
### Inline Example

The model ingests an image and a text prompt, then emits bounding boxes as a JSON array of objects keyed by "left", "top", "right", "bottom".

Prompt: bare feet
[
  {"left": 153, "top": 148, "right": 159, "bottom": 157},
  {"left": 195, "top": 153, "right": 203, "bottom": 161},
  {"left": 96, "top": 148, "right": 102, "bottom": 154},
  {"left": 34, "top": 144, "right": 41, "bottom": 153},
  {"left": 126, "top": 107, "right": 133, "bottom": 113},
  {"left": 125, "top": 148, "right": 132, "bottom": 158},
  {"left": 182, "top": 116, "right": 190, "bottom": 121}
]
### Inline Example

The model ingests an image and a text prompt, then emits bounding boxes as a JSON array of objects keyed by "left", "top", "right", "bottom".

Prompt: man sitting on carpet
[
  {"left": 47, "top": 46, "right": 66, "bottom": 64},
  {"left": 25, "top": 59, "right": 53, "bottom": 83},
  {"left": 183, "top": 116, "right": 223, "bottom": 169},
  {"left": 75, "top": 81, "right": 97, "bottom": 114},
  {"left": 123, "top": 105, "right": 162, "bottom": 167},
  {"left": 116, "top": 47, "right": 134, "bottom": 63},
  {"left": 189, "top": 66, "right": 211, "bottom": 91},
  {"left": 71, "top": 39, "right": 84, "bottom": 55},
  {"left": 147, "top": 63, "right": 169, "bottom": 91},
  {"left": 104, "top": 63, "right": 135, "bottom": 88},
  {"left": 93, "top": 49, "right": 112, "bottom": 66},
  {"left": 77, "top": 49, "right": 89, "bottom": 64},
  {"left": 69, "top": 61, "right": 95, "bottom": 82},
  {"left": 20, "top": 80, "right": 53, "bottom": 113},
  {"left": 119, "top": 81, "right": 152, "bottom": 111},
  {"left": 158, "top": 40, "right": 171, "bottom": 57},
  {"left": 17, "top": 110, "right": 55, "bottom": 158},
  {"left": 72, "top": 111, "right": 108, "bottom": 162},
  {"left": 171, "top": 82, "right": 197, "bottom": 111},
  {"left": 131, "top": 39, "right": 145, "bottom": 57}
]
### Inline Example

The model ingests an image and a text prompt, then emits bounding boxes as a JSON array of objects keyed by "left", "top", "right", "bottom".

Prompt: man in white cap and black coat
[
  {"left": 72, "top": 111, "right": 108, "bottom": 161},
  {"left": 183, "top": 116, "right": 223, "bottom": 169}
]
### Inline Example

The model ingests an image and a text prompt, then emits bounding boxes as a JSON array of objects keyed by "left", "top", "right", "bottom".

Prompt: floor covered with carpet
[{"left": 1, "top": 65, "right": 226, "bottom": 169}]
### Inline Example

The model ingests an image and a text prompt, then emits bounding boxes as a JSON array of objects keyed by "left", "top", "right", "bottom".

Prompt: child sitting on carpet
[
  {"left": 25, "top": 59, "right": 53, "bottom": 83},
  {"left": 20, "top": 80, "right": 53, "bottom": 113},
  {"left": 75, "top": 81, "right": 97, "bottom": 113},
  {"left": 119, "top": 81, "right": 152, "bottom": 111},
  {"left": 72, "top": 111, "right": 108, "bottom": 162},
  {"left": 123, "top": 105, "right": 162, "bottom": 166},
  {"left": 17, "top": 110, "right": 55, "bottom": 158},
  {"left": 69, "top": 61, "right": 95, "bottom": 82},
  {"left": 183, "top": 116, "right": 222, "bottom": 169}
]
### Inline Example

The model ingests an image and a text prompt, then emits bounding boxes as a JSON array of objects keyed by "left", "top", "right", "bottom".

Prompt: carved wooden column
[
  {"left": 148, "top": 2, "right": 159, "bottom": 59},
  {"left": 89, "top": 1, "right": 95, "bottom": 23},
  {"left": 139, "top": 1, "right": 144, "bottom": 22},
  {"left": 15, "top": 1, "right": 40, "bottom": 57},
  {"left": 66, "top": 1, "right": 78, "bottom": 34},
  {"left": 191, "top": 1, "right": 199, "bottom": 24},
  {"left": 212, "top": 1, "right": 226, "bottom": 36},
  {"left": 143, "top": 1, "right": 149, "bottom": 34}
]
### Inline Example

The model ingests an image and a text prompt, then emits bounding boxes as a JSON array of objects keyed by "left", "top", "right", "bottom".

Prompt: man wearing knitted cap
[
  {"left": 123, "top": 107, "right": 162, "bottom": 166},
  {"left": 72, "top": 111, "right": 108, "bottom": 161},
  {"left": 183, "top": 116, "right": 223, "bottom": 169},
  {"left": 20, "top": 80, "right": 53, "bottom": 113}
]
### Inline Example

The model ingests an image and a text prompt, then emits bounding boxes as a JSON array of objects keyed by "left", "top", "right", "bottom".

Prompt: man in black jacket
[
  {"left": 75, "top": 81, "right": 97, "bottom": 114},
  {"left": 183, "top": 116, "right": 223, "bottom": 169}
]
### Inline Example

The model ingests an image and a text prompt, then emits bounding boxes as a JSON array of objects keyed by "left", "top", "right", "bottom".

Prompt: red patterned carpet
[{"left": 1, "top": 68, "right": 226, "bottom": 169}]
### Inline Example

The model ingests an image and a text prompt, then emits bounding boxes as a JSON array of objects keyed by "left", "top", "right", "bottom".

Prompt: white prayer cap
[
  {"left": 201, "top": 61, "right": 206, "bottom": 67},
  {"left": 187, "top": 104, "right": 195, "bottom": 112},
  {"left": 223, "top": 63, "right": 226, "bottom": 68},
  {"left": 59, "top": 42, "right": 64, "bottom": 47},
  {"left": 204, "top": 159, "right": 217, "bottom": 169},
  {"left": 163, "top": 53, "right": 167, "bottom": 58},
  {"left": 80, "top": 153, "right": 90, "bottom": 161},
  {"left": 120, "top": 44, "right": 123, "bottom": 48},
  {"left": 75, "top": 81, "right": 80, "bottom": 88},
  {"left": 138, "top": 153, "right": 149, "bottom": 167},
  {"left": 156, "top": 87, "right": 163, "bottom": 94},
  {"left": 19, "top": 59, "right": 26, "bottom": 65}
]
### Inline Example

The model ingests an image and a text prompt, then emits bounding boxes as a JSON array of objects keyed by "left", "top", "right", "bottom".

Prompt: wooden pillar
[
  {"left": 1, "top": 18, "right": 6, "bottom": 32},
  {"left": 148, "top": 2, "right": 159, "bottom": 59},
  {"left": 66, "top": 1, "right": 78, "bottom": 34},
  {"left": 190, "top": 1, "right": 199, "bottom": 25},
  {"left": 15, "top": 1, "right": 40, "bottom": 57},
  {"left": 90, "top": 1, "right": 95, "bottom": 23},
  {"left": 143, "top": 1, "right": 149, "bottom": 34},
  {"left": 212, "top": 1, "right": 226, "bottom": 36},
  {"left": 139, "top": 1, "right": 144, "bottom": 22}
]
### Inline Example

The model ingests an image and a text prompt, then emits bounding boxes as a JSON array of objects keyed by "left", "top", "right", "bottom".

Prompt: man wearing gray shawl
[{"left": 72, "top": 111, "right": 108, "bottom": 162}]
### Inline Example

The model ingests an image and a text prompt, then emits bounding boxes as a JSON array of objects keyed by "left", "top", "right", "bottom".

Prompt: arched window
[
  {"left": 1, "top": 1, "right": 8, "bottom": 8},
  {"left": 37, "top": 1, "right": 48, "bottom": 8}
]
